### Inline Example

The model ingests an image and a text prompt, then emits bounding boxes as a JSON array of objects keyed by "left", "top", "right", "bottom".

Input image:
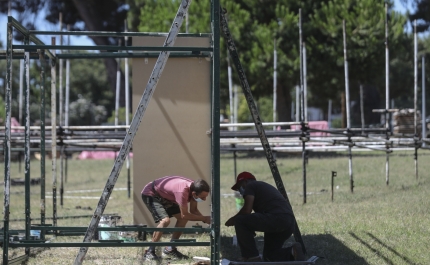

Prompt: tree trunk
[{"left": 72, "top": 0, "right": 126, "bottom": 107}]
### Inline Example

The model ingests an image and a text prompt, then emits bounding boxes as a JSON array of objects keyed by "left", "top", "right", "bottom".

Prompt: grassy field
[{"left": 1, "top": 150, "right": 429, "bottom": 264}]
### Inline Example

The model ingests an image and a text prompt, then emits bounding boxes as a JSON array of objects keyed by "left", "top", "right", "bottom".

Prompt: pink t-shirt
[{"left": 141, "top": 176, "right": 192, "bottom": 207}]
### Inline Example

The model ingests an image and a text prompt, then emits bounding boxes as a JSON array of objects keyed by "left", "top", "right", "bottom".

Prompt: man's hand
[
  {"left": 225, "top": 217, "right": 235, "bottom": 227},
  {"left": 203, "top": 216, "right": 211, "bottom": 224}
]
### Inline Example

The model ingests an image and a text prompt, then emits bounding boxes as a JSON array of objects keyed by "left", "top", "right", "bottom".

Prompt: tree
[
  {"left": 133, "top": 0, "right": 410, "bottom": 126},
  {"left": 409, "top": 0, "right": 430, "bottom": 32},
  {"left": 0, "top": 0, "right": 128, "bottom": 108}
]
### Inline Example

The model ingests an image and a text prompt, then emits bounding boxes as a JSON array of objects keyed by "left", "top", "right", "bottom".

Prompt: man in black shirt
[{"left": 225, "top": 172, "right": 305, "bottom": 262}]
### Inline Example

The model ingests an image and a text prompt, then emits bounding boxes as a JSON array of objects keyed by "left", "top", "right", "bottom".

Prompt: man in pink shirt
[{"left": 141, "top": 176, "right": 211, "bottom": 261}]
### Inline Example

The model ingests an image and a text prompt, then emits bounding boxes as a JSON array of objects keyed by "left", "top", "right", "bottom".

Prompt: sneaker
[
  {"left": 143, "top": 249, "right": 160, "bottom": 261},
  {"left": 291, "top": 242, "right": 306, "bottom": 261},
  {"left": 162, "top": 247, "right": 189, "bottom": 260}
]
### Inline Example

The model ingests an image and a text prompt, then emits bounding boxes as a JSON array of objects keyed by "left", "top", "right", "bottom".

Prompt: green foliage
[
  {"left": 130, "top": 0, "right": 410, "bottom": 123},
  {"left": 106, "top": 107, "right": 132, "bottom": 125},
  {"left": 68, "top": 96, "right": 107, "bottom": 125}
]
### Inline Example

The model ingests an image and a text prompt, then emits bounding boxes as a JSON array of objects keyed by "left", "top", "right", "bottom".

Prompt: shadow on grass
[{"left": 220, "top": 234, "right": 368, "bottom": 265}]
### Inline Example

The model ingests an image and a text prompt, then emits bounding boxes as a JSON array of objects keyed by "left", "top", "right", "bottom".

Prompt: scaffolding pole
[
  {"left": 73, "top": 1, "right": 193, "bottom": 263},
  {"left": 413, "top": 20, "right": 418, "bottom": 179},
  {"left": 124, "top": 20, "right": 131, "bottom": 198},
  {"left": 38, "top": 49, "right": 47, "bottom": 236},
  {"left": 51, "top": 37, "right": 58, "bottom": 228},
  {"left": 343, "top": 20, "right": 353, "bottom": 192},
  {"left": 3, "top": 19, "right": 13, "bottom": 265},
  {"left": 24, "top": 38, "right": 31, "bottom": 254},
  {"left": 385, "top": 3, "right": 390, "bottom": 185}
]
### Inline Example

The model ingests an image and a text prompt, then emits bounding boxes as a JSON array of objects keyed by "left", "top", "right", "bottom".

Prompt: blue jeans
[{"left": 234, "top": 212, "right": 295, "bottom": 261}]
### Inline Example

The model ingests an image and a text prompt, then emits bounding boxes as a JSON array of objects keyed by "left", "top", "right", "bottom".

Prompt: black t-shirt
[{"left": 243, "top": 180, "right": 293, "bottom": 215}]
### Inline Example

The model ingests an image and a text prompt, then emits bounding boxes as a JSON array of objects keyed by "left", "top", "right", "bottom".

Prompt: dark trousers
[{"left": 234, "top": 212, "right": 295, "bottom": 261}]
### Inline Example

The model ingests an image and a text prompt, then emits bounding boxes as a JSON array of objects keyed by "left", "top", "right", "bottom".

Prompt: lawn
[{"left": 1, "top": 150, "right": 429, "bottom": 264}]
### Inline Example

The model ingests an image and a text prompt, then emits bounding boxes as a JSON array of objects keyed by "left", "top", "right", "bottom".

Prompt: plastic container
[
  {"left": 98, "top": 215, "right": 121, "bottom": 240},
  {"left": 234, "top": 191, "right": 244, "bottom": 211}
]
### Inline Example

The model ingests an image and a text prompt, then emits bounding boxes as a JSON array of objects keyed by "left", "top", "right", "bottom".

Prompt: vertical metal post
[
  {"left": 24, "top": 39, "right": 31, "bottom": 250},
  {"left": 73, "top": 1, "right": 193, "bottom": 263},
  {"left": 211, "top": 1, "right": 221, "bottom": 264},
  {"left": 343, "top": 20, "right": 351, "bottom": 129},
  {"left": 220, "top": 8, "right": 307, "bottom": 254},
  {"left": 124, "top": 20, "right": 131, "bottom": 198},
  {"left": 331, "top": 171, "right": 337, "bottom": 202},
  {"left": 302, "top": 140, "right": 306, "bottom": 204},
  {"left": 234, "top": 84, "right": 238, "bottom": 126},
  {"left": 385, "top": 4, "right": 390, "bottom": 185},
  {"left": 65, "top": 26, "right": 70, "bottom": 184},
  {"left": 59, "top": 12, "right": 65, "bottom": 207},
  {"left": 51, "top": 37, "right": 58, "bottom": 228},
  {"left": 273, "top": 39, "right": 277, "bottom": 129},
  {"left": 228, "top": 50, "right": 234, "bottom": 128},
  {"left": 115, "top": 40, "right": 121, "bottom": 128},
  {"left": 343, "top": 20, "right": 353, "bottom": 192},
  {"left": 38, "top": 49, "right": 46, "bottom": 237},
  {"left": 414, "top": 20, "right": 418, "bottom": 179},
  {"left": 303, "top": 42, "right": 308, "bottom": 122},
  {"left": 233, "top": 147, "right": 237, "bottom": 179},
  {"left": 59, "top": 12, "right": 63, "bottom": 126},
  {"left": 360, "top": 85, "right": 365, "bottom": 132},
  {"left": 60, "top": 145, "right": 64, "bottom": 207},
  {"left": 3, "top": 19, "right": 13, "bottom": 265},
  {"left": 65, "top": 25, "right": 70, "bottom": 133},
  {"left": 295, "top": 86, "right": 299, "bottom": 122},
  {"left": 423, "top": 56, "right": 426, "bottom": 145},
  {"left": 299, "top": 9, "right": 303, "bottom": 121},
  {"left": 385, "top": 3, "right": 390, "bottom": 130},
  {"left": 19, "top": 59, "right": 24, "bottom": 124},
  {"left": 328, "top": 99, "right": 332, "bottom": 128}
]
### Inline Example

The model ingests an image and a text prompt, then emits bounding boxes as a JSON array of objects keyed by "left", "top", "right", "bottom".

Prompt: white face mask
[{"left": 193, "top": 195, "right": 204, "bottom": 202}]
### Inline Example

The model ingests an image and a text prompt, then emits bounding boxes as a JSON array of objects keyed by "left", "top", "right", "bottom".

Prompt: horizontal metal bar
[
  {"left": 31, "top": 226, "right": 211, "bottom": 233},
  {"left": 30, "top": 30, "right": 211, "bottom": 38},
  {"left": 220, "top": 122, "right": 303, "bottom": 128},
  {"left": 13, "top": 44, "right": 213, "bottom": 52},
  {"left": 56, "top": 52, "right": 211, "bottom": 59},
  {"left": 10, "top": 241, "right": 211, "bottom": 248},
  {"left": 8, "top": 254, "right": 28, "bottom": 265}
]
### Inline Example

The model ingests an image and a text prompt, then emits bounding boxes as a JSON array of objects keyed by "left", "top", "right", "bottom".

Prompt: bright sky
[{"left": 0, "top": 0, "right": 420, "bottom": 48}]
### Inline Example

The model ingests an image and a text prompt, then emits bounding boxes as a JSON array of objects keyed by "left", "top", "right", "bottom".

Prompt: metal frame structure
[{"left": 2, "top": 0, "right": 221, "bottom": 264}]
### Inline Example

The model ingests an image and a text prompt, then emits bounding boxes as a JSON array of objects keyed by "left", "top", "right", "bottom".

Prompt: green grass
[{"left": 1, "top": 150, "right": 429, "bottom": 264}]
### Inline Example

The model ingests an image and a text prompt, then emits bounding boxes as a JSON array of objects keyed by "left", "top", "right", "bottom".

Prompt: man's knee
[{"left": 159, "top": 217, "right": 171, "bottom": 227}]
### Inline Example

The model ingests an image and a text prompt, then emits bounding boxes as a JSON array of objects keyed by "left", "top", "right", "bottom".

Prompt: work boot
[{"left": 292, "top": 242, "right": 306, "bottom": 261}]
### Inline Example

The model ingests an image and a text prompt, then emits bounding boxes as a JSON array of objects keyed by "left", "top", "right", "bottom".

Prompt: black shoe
[
  {"left": 143, "top": 249, "right": 160, "bottom": 261},
  {"left": 162, "top": 247, "right": 189, "bottom": 260}
]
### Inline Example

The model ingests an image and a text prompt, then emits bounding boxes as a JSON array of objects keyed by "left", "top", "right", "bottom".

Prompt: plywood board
[{"left": 132, "top": 36, "right": 212, "bottom": 227}]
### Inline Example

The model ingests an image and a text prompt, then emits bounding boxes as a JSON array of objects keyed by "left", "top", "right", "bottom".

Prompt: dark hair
[{"left": 190, "top": 179, "right": 210, "bottom": 195}]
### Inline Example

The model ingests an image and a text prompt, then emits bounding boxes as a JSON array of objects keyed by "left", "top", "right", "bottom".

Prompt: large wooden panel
[{"left": 132, "top": 36, "right": 212, "bottom": 227}]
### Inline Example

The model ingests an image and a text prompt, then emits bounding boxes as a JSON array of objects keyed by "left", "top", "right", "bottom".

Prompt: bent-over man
[{"left": 141, "top": 176, "right": 211, "bottom": 261}]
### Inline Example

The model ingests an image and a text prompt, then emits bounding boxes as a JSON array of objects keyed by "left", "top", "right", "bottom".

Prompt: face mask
[
  {"left": 239, "top": 186, "right": 245, "bottom": 195},
  {"left": 193, "top": 196, "right": 204, "bottom": 202}
]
